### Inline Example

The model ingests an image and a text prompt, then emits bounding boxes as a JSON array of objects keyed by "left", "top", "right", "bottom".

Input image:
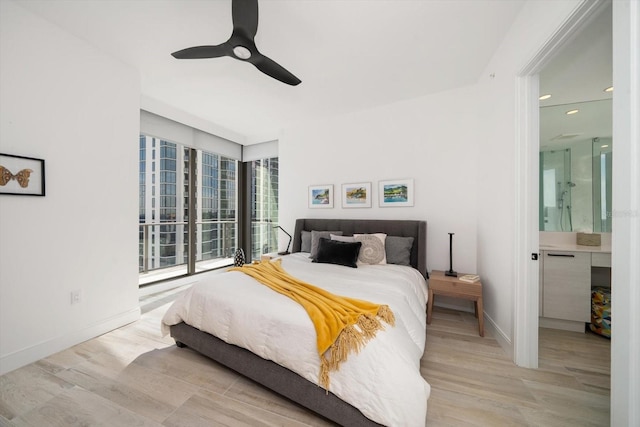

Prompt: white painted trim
[
  {"left": 519, "top": 0, "right": 605, "bottom": 76},
  {"left": 513, "top": 74, "right": 539, "bottom": 368},
  {"left": 484, "top": 311, "right": 513, "bottom": 361},
  {"left": 0, "top": 307, "right": 141, "bottom": 375},
  {"left": 611, "top": 1, "right": 640, "bottom": 425}
]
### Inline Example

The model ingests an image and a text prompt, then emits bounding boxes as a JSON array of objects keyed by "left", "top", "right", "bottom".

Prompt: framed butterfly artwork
[{"left": 0, "top": 153, "right": 45, "bottom": 196}]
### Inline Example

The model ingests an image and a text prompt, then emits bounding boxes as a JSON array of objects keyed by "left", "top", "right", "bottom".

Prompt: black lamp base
[
  {"left": 445, "top": 232, "right": 457, "bottom": 277},
  {"left": 277, "top": 251, "right": 290, "bottom": 256}
]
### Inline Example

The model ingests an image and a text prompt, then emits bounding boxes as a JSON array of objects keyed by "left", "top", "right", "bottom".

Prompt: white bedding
[{"left": 161, "top": 253, "right": 431, "bottom": 426}]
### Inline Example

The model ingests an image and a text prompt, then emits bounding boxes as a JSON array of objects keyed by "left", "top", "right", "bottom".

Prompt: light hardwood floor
[{"left": 0, "top": 287, "right": 610, "bottom": 426}]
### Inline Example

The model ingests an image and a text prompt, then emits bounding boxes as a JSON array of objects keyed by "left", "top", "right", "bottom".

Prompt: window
[
  {"left": 250, "top": 157, "right": 279, "bottom": 260},
  {"left": 138, "top": 111, "right": 277, "bottom": 285},
  {"left": 138, "top": 134, "right": 239, "bottom": 285},
  {"left": 196, "top": 151, "right": 238, "bottom": 266}
]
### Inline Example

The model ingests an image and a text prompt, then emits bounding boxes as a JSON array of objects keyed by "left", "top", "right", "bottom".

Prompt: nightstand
[{"left": 427, "top": 270, "right": 484, "bottom": 337}]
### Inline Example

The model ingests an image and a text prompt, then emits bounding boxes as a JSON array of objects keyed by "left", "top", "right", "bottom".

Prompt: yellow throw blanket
[{"left": 229, "top": 259, "right": 395, "bottom": 390}]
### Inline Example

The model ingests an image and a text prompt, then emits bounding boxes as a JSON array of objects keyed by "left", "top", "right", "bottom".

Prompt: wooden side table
[{"left": 427, "top": 270, "right": 484, "bottom": 337}]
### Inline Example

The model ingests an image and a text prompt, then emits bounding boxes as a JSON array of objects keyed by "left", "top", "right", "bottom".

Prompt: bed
[{"left": 162, "top": 218, "right": 430, "bottom": 426}]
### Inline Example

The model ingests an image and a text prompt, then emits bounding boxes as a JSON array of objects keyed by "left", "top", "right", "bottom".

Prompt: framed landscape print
[
  {"left": 0, "top": 153, "right": 45, "bottom": 196},
  {"left": 309, "top": 184, "right": 334, "bottom": 208},
  {"left": 379, "top": 179, "right": 413, "bottom": 207},
  {"left": 342, "top": 182, "right": 372, "bottom": 208}
]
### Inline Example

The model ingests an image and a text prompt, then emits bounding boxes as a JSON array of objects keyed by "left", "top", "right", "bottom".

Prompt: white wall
[
  {"left": 278, "top": 2, "right": 586, "bottom": 341},
  {"left": 474, "top": 0, "right": 584, "bottom": 345},
  {"left": 280, "top": 85, "right": 480, "bottom": 310},
  {"left": 0, "top": 1, "right": 141, "bottom": 374}
]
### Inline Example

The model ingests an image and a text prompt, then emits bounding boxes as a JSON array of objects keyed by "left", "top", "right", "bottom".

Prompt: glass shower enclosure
[
  {"left": 540, "top": 149, "right": 574, "bottom": 231},
  {"left": 539, "top": 138, "right": 613, "bottom": 233}
]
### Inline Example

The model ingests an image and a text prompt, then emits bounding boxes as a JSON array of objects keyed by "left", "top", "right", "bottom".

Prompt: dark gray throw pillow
[
  {"left": 309, "top": 230, "right": 343, "bottom": 259},
  {"left": 313, "top": 238, "right": 362, "bottom": 268},
  {"left": 385, "top": 236, "right": 414, "bottom": 266}
]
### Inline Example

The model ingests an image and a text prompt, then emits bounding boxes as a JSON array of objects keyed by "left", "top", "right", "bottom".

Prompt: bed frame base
[{"left": 170, "top": 322, "right": 383, "bottom": 427}]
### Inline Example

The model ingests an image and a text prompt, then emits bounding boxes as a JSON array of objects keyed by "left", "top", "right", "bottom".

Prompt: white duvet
[{"left": 161, "top": 253, "right": 431, "bottom": 426}]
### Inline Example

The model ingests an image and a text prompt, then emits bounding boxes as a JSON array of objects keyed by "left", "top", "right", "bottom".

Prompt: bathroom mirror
[
  {"left": 537, "top": 1, "right": 611, "bottom": 233},
  {"left": 539, "top": 99, "right": 612, "bottom": 232}
]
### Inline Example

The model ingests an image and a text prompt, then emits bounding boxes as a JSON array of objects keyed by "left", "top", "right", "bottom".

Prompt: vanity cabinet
[{"left": 541, "top": 250, "right": 591, "bottom": 326}]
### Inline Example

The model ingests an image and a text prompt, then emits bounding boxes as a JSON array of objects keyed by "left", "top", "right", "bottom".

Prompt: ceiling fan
[{"left": 171, "top": 0, "right": 301, "bottom": 86}]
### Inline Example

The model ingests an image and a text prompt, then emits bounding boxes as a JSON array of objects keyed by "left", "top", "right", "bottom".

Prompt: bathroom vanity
[{"left": 539, "top": 233, "right": 611, "bottom": 332}]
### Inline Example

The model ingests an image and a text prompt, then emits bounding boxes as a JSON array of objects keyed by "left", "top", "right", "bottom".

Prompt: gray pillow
[
  {"left": 310, "top": 230, "right": 343, "bottom": 259},
  {"left": 385, "top": 236, "right": 414, "bottom": 266},
  {"left": 301, "top": 230, "right": 312, "bottom": 252},
  {"left": 330, "top": 234, "right": 355, "bottom": 243}
]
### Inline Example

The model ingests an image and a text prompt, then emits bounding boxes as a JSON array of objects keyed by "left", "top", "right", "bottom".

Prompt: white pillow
[{"left": 353, "top": 233, "right": 387, "bottom": 265}]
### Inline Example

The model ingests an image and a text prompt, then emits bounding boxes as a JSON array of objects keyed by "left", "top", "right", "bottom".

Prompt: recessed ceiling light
[
  {"left": 566, "top": 109, "right": 579, "bottom": 115},
  {"left": 604, "top": 86, "right": 614, "bottom": 92},
  {"left": 539, "top": 94, "right": 552, "bottom": 100},
  {"left": 601, "top": 144, "right": 609, "bottom": 148}
]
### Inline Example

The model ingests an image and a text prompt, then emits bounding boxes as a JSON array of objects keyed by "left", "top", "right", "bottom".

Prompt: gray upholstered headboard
[{"left": 292, "top": 218, "right": 427, "bottom": 278}]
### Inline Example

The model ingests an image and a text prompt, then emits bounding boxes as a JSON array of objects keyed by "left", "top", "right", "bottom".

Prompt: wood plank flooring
[{"left": 0, "top": 287, "right": 610, "bottom": 426}]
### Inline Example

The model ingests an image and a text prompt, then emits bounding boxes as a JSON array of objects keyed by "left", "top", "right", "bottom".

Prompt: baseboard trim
[
  {"left": 484, "top": 311, "right": 513, "bottom": 361},
  {"left": 0, "top": 307, "right": 141, "bottom": 375}
]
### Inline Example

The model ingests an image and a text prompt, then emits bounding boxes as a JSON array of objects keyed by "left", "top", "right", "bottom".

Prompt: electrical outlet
[{"left": 70, "top": 290, "right": 81, "bottom": 305}]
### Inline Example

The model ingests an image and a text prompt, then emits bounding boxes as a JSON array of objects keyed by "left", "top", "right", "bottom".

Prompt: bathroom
[{"left": 537, "top": 3, "right": 612, "bottom": 336}]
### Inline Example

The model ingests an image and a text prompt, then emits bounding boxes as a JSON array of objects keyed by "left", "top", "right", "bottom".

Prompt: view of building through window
[
  {"left": 250, "top": 157, "right": 279, "bottom": 260},
  {"left": 139, "top": 134, "right": 238, "bottom": 284},
  {"left": 139, "top": 134, "right": 278, "bottom": 285}
]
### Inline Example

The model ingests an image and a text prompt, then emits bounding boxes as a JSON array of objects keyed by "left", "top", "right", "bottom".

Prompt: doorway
[
  {"left": 515, "top": 1, "right": 638, "bottom": 425},
  {"left": 513, "top": 0, "right": 612, "bottom": 369}
]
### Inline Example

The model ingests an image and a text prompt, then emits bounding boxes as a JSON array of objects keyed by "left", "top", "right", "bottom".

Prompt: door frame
[{"left": 513, "top": 0, "right": 608, "bottom": 368}]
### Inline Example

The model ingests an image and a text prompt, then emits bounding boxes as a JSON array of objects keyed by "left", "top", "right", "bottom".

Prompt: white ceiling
[{"left": 16, "top": 0, "right": 526, "bottom": 144}]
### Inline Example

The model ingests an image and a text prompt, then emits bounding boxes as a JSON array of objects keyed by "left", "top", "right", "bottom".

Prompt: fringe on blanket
[{"left": 320, "top": 306, "right": 395, "bottom": 390}]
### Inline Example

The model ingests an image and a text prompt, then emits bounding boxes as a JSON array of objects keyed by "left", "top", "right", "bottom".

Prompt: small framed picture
[
  {"left": 309, "top": 184, "right": 334, "bottom": 208},
  {"left": 379, "top": 179, "right": 414, "bottom": 207},
  {"left": 342, "top": 182, "right": 372, "bottom": 208},
  {"left": 0, "top": 153, "right": 46, "bottom": 196}
]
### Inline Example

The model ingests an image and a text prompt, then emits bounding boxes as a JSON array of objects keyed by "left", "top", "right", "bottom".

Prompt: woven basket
[{"left": 577, "top": 232, "right": 601, "bottom": 246}]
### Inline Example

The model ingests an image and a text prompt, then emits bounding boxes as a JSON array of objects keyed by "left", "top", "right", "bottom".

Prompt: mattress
[{"left": 161, "top": 252, "right": 430, "bottom": 426}]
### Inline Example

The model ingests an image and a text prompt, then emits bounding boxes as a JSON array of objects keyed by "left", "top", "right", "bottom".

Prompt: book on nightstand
[{"left": 459, "top": 274, "right": 480, "bottom": 283}]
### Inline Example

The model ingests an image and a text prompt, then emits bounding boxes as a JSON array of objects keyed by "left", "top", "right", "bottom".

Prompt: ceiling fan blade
[
  {"left": 172, "top": 44, "right": 229, "bottom": 59},
  {"left": 250, "top": 53, "right": 301, "bottom": 86},
  {"left": 232, "top": 0, "right": 259, "bottom": 39},
  {"left": 171, "top": 0, "right": 301, "bottom": 86}
]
